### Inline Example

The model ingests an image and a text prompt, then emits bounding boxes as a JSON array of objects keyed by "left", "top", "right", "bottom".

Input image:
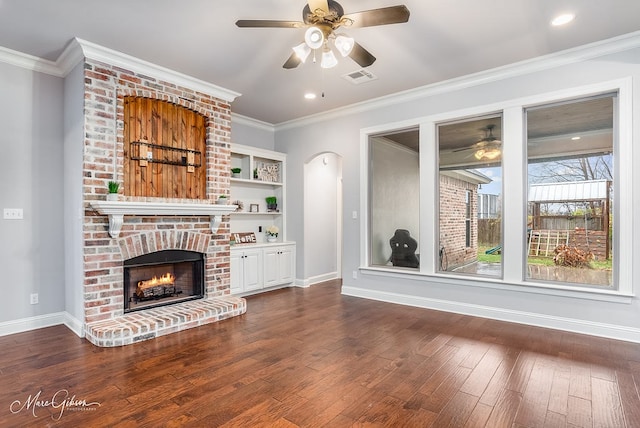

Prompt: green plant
[
  {"left": 231, "top": 167, "right": 241, "bottom": 174},
  {"left": 108, "top": 181, "right": 119, "bottom": 194},
  {"left": 218, "top": 194, "right": 227, "bottom": 199},
  {"left": 265, "top": 196, "right": 277, "bottom": 205}
]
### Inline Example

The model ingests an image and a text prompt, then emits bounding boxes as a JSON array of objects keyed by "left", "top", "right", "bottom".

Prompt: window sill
[{"left": 359, "top": 267, "right": 634, "bottom": 304}]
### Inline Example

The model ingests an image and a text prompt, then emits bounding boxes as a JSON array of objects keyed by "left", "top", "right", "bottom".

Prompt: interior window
[
  {"left": 525, "top": 94, "right": 615, "bottom": 287},
  {"left": 437, "top": 115, "right": 503, "bottom": 278},
  {"left": 369, "top": 129, "right": 420, "bottom": 269}
]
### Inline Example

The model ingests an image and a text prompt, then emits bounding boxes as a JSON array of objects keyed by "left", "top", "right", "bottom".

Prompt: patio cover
[{"left": 528, "top": 179, "right": 609, "bottom": 203}]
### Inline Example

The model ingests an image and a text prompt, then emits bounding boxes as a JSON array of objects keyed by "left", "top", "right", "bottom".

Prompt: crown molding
[
  {"left": 0, "top": 38, "right": 241, "bottom": 102},
  {"left": 231, "top": 113, "right": 275, "bottom": 132},
  {"left": 0, "top": 45, "right": 63, "bottom": 76},
  {"left": 275, "top": 30, "right": 640, "bottom": 131},
  {"left": 71, "top": 38, "right": 241, "bottom": 102}
]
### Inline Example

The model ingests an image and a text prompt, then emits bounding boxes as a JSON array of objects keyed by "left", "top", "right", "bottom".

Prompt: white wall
[
  {"left": 275, "top": 43, "right": 640, "bottom": 341},
  {"left": 63, "top": 62, "right": 86, "bottom": 331},
  {"left": 0, "top": 61, "right": 65, "bottom": 324}
]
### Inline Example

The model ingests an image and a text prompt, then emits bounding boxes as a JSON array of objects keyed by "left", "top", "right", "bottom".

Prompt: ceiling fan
[
  {"left": 236, "top": 0, "right": 410, "bottom": 69},
  {"left": 453, "top": 125, "right": 502, "bottom": 161}
]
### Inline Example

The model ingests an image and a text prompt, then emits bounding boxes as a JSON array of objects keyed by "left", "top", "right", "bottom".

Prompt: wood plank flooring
[{"left": 2, "top": 280, "right": 640, "bottom": 427}]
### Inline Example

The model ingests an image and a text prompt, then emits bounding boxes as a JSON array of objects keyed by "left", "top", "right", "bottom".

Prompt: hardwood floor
[{"left": 2, "top": 280, "right": 640, "bottom": 427}]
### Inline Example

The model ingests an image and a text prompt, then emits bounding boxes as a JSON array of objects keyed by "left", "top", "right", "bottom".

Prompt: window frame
[{"left": 359, "top": 77, "right": 633, "bottom": 299}]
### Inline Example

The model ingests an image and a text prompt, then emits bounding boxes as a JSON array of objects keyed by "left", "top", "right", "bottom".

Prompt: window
[
  {"left": 363, "top": 78, "right": 630, "bottom": 296},
  {"left": 368, "top": 128, "right": 420, "bottom": 269},
  {"left": 525, "top": 94, "right": 615, "bottom": 288},
  {"left": 437, "top": 115, "right": 502, "bottom": 278},
  {"left": 465, "top": 190, "right": 472, "bottom": 248}
]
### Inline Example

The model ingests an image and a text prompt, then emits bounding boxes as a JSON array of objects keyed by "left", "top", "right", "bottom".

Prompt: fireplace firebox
[{"left": 123, "top": 250, "right": 204, "bottom": 312}]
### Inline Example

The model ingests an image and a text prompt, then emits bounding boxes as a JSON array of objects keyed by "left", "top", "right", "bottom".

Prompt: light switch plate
[{"left": 3, "top": 208, "right": 23, "bottom": 219}]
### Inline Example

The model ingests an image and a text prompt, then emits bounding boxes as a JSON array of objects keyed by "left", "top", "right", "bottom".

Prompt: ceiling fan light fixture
[
  {"left": 320, "top": 48, "right": 338, "bottom": 68},
  {"left": 474, "top": 147, "right": 501, "bottom": 161},
  {"left": 304, "top": 26, "right": 325, "bottom": 49},
  {"left": 334, "top": 34, "right": 354, "bottom": 57},
  {"left": 292, "top": 42, "right": 311, "bottom": 62}
]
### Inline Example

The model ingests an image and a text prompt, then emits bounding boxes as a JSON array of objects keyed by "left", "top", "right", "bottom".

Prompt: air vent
[{"left": 342, "top": 69, "right": 378, "bottom": 85}]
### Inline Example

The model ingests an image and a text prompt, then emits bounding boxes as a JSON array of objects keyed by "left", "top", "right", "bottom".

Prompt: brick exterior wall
[
  {"left": 439, "top": 174, "right": 479, "bottom": 269},
  {"left": 82, "top": 58, "right": 234, "bottom": 325}
]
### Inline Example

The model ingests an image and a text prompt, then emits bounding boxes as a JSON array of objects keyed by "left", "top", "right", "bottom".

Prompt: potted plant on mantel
[
  {"left": 107, "top": 181, "right": 119, "bottom": 201},
  {"left": 231, "top": 167, "right": 242, "bottom": 178},
  {"left": 217, "top": 195, "right": 228, "bottom": 205}
]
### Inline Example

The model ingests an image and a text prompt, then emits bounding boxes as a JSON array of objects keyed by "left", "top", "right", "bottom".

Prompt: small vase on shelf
[{"left": 267, "top": 236, "right": 277, "bottom": 243}]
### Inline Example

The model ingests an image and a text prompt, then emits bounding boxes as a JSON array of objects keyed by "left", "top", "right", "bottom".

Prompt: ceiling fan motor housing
[{"left": 303, "top": 0, "right": 345, "bottom": 25}]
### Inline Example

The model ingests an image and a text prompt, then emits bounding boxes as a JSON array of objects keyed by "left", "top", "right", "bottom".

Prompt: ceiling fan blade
[
  {"left": 349, "top": 42, "right": 376, "bottom": 67},
  {"left": 283, "top": 52, "right": 303, "bottom": 69},
  {"left": 342, "top": 5, "right": 410, "bottom": 28},
  {"left": 236, "top": 20, "right": 305, "bottom": 29},
  {"left": 307, "top": 0, "right": 329, "bottom": 14}
]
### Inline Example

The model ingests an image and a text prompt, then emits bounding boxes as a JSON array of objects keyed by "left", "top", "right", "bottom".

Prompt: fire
[{"left": 137, "top": 273, "right": 175, "bottom": 290}]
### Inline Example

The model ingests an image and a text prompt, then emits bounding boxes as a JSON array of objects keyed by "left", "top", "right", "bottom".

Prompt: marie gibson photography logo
[{"left": 10, "top": 389, "right": 101, "bottom": 421}]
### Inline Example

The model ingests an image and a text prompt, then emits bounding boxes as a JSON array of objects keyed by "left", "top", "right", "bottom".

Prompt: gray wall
[
  {"left": 231, "top": 116, "right": 275, "bottom": 151},
  {"left": 274, "top": 46, "right": 640, "bottom": 336},
  {"left": 0, "top": 61, "right": 65, "bottom": 323}
]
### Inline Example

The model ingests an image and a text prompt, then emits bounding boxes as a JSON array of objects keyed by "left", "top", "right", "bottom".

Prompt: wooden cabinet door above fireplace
[{"left": 123, "top": 96, "right": 207, "bottom": 199}]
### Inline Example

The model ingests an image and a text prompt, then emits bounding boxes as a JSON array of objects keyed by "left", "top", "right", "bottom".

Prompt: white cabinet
[
  {"left": 230, "top": 248, "right": 263, "bottom": 294},
  {"left": 230, "top": 243, "right": 295, "bottom": 295},
  {"left": 263, "top": 244, "right": 295, "bottom": 287}
]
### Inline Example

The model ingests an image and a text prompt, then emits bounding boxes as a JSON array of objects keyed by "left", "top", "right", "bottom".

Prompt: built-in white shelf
[
  {"left": 230, "top": 178, "right": 283, "bottom": 187},
  {"left": 230, "top": 212, "right": 282, "bottom": 216},
  {"left": 90, "top": 200, "right": 237, "bottom": 238}
]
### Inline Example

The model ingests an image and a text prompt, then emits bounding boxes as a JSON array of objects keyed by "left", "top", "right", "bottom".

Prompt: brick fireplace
[{"left": 79, "top": 52, "right": 246, "bottom": 346}]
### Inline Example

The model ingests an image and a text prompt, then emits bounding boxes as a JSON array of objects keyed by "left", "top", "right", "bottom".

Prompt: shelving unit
[
  {"left": 229, "top": 143, "right": 295, "bottom": 295},
  {"left": 229, "top": 144, "right": 286, "bottom": 244}
]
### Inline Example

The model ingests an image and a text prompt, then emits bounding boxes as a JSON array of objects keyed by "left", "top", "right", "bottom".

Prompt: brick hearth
[{"left": 85, "top": 296, "right": 246, "bottom": 347}]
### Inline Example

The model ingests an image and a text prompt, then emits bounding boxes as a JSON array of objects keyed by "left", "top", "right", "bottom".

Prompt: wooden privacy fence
[{"left": 479, "top": 220, "right": 610, "bottom": 260}]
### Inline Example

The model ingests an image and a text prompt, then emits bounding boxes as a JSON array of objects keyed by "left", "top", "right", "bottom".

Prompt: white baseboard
[
  {"left": 342, "top": 285, "right": 640, "bottom": 343},
  {"left": 295, "top": 272, "right": 340, "bottom": 288},
  {"left": 0, "top": 312, "right": 63, "bottom": 337},
  {"left": 63, "top": 312, "right": 85, "bottom": 337}
]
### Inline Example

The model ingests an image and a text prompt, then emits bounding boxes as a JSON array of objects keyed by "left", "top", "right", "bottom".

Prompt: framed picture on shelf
[{"left": 249, "top": 203, "right": 259, "bottom": 213}]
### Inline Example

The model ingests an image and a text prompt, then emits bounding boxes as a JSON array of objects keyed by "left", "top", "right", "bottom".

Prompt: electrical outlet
[
  {"left": 352, "top": 270, "right": 358, "bottom": 279},
  {"left": 3, "top": 208, "right": 23, "bottom": 220},
  {"left": 30, "top": 293, "right": 39, "bottom": 305}
]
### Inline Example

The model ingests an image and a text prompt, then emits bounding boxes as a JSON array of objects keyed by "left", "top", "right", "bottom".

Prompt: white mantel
[{"left": 90, "top": 201, "right": 237, "bottom": 238}]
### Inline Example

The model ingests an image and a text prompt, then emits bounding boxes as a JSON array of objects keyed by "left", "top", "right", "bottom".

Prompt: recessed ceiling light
[
  {"left": 571, "top": 136, "right": 581, "bottom": 140},
  {"left": 551, "top": 13, "right": 575, "bottom": 26},
  {"left": 304, "top": 92, "right": 317, "bottom": 100}
]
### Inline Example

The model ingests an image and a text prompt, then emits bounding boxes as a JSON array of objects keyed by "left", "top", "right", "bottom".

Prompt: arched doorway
[{"left": 303, "top": 152, "right": 343, "bottom": 285}]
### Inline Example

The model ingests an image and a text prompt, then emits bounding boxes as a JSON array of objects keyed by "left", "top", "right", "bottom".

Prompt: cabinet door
[
  {"left": 243, "top": 249, "right": 263, "bottom": 291},
  {"left": 230, "top": 251, "right": 244, "bottom": 294},
  {"left": 263, "top": 248, "right": 280, "bottom": 287},
  {"left": 278, "top": 246, "right": 295, "bottom": 284}
]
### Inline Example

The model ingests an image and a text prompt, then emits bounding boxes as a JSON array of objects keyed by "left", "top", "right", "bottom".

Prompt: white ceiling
[{"left": 1, "top": 0, "right": 639, "bottom": 125}]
